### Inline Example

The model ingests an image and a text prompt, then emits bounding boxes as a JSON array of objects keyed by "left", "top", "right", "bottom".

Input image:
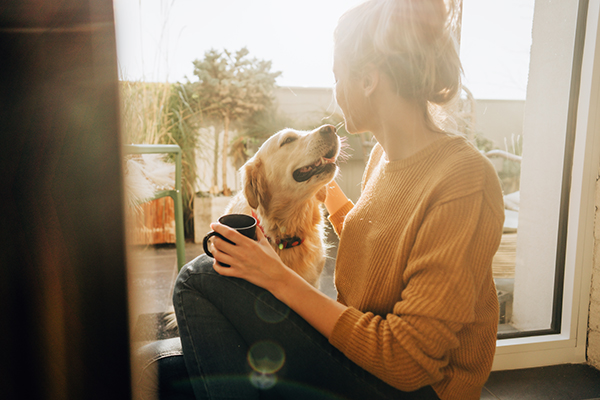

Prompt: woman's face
[{"left": 333, "top": 53, "right": 370, "bottom": 134}]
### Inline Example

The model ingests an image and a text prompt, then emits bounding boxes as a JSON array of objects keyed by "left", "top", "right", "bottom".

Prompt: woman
[{"left": 173, "top": 0, "right": 504, "bottom": 399}]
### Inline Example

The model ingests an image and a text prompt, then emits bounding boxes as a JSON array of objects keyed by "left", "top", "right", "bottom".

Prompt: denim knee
[{"left": 173, "top": 254, "right": 215, "bottom": 304}]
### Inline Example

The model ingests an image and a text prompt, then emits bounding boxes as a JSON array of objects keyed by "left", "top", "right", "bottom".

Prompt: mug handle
[
  {"left": 202, "top": 231, "right": 220, "bottom": 258},
  {"left": 203, "top": 231, "right": 234, "bottom": 264}
]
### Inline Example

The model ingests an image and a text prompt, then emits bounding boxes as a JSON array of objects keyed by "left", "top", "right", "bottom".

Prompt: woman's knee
[
  {"left": 180, "top": 254, "right": 216, "bottom": 277},
  {"left": 173, "top": 254, "right": 216, "bottom": 301}
]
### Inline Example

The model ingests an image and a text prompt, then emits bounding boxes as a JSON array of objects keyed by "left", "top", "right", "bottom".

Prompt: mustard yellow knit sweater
[{"left": 328, "top": 135, "right": 504, "bottom": 400}]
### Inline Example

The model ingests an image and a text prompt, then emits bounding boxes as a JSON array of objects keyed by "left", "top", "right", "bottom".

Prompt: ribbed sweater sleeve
[
  {"left": 328, "top": 135, "right": 504, "bottom": 400},
  {"left": 328, "top": 201, "right": 354, "bottom": 236}
]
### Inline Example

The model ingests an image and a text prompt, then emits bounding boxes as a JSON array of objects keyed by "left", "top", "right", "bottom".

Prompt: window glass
[{"left": 460, "top": 0, "right": 584, "bottom": 337}]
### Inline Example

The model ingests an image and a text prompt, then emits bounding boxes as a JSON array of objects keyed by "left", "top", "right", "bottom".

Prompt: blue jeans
[{"left": 173, "top": 255, "right": 439, "bottom": 400}]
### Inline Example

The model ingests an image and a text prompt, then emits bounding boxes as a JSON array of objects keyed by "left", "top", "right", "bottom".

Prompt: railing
[{"left": 124, "top": 144, "right": 185, "bottom": 270}]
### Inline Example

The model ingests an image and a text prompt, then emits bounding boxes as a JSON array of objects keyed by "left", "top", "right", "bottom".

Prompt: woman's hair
[{"left": 334, "top": 0, "right": 463, "bottom": 128}]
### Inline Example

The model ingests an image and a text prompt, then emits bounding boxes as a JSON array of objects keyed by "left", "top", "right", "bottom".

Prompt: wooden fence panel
[{"left": 129, "top": 197, "right": 176, "bottom": 245}]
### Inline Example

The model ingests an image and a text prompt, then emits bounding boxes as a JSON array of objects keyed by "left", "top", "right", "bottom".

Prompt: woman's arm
[
  {"left": 209, "top": 223, "right": 347, "bottom": 338},
  {"left": 324, "top": 180, "right": 349, "bottom": 216},
  {"left": 265, "top": 261, "right": 347, "bottom": 338},
  {"left": 324, "top": 180, "right": 354, "bottom": 236}
]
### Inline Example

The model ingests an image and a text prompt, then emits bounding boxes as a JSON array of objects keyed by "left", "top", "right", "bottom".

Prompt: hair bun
[{"left": 335, "top": 0, "right": 462, "bottom": 106}]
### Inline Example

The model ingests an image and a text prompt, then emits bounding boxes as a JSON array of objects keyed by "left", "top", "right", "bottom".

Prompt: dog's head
[{"left": 242, "top": 124, "right": 341, "bottom": 211}]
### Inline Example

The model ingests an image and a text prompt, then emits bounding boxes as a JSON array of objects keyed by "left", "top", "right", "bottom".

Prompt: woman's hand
[
  {"left": 207, "top": 220, "right": 348, "bottom": 339},
  {"left": 208, "top": 222, "right": 290, "bottom": 292}
]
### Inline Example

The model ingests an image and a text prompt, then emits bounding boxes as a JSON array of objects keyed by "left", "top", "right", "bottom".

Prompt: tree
[{"left": 190, "top": 47, "right": 281, "bottom": 196}]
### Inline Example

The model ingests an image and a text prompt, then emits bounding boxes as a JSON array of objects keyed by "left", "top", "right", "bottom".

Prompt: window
[
  {"left": 473, "top": 0, "right": 598, "bottom": 369},
  {"left": 459, "top": 0, "right": 534, "bottom": 335}
]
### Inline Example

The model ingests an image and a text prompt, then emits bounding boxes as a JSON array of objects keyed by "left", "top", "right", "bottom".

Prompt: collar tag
[{"left": 252, "top": 210, "right": 303, "bottom": 250}]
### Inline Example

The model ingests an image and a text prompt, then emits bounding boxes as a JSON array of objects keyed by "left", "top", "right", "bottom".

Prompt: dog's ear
[
  {"left": 243, "top": 159, "right": 271, "bottom": 210},
  {"left": 315, "top": 185, "right": 327, "bottom": 203}
]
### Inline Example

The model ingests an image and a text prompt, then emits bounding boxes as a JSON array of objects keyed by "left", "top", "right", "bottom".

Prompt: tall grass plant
[{"left": 120, "top": 81, "right": 211, "bottom": 237}]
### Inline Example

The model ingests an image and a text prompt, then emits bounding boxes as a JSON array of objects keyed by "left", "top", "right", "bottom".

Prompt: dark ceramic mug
[{"left": 203, "top": 214, "right": 257, "bottom": 267}]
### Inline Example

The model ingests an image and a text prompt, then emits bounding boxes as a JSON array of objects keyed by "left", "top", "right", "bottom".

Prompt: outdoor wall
[
  {"left": 473, "top": 99, "right": 526, "bottom": 149},
  {"left": 275, "top": 87, "right": 526, "bottom": 149},
  {"left": 590, "top": 176, "right": 600, "bottom": 369},
  {"left": 274, "top": 86, "right": 340, "bottom": 126}
]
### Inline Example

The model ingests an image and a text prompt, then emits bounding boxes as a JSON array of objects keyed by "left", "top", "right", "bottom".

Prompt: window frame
[{"left": 491, "top": 0, "right": 600, "bottom": 369}]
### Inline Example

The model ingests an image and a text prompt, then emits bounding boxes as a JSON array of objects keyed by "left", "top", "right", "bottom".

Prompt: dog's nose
[{"left": 319, "top": 125, "right": 336, "bottom": 136}]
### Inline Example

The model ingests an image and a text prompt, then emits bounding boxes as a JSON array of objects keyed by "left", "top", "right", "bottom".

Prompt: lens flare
[
  {"left": 249, "top": 371, "right": 277, "bottom": 390},
  {"left": 247, "top": 340, "right": 285, "bottom": 374}
]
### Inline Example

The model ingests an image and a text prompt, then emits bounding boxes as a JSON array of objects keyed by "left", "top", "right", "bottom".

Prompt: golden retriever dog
[
  {"left": 225, "top": 123, "right": 341, "bottom": 286},
  {"left": 164, "top": 124, "right": 340, "bottom": 330}
]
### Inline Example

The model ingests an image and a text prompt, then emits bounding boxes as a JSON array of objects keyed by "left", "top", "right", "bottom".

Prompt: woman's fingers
[
  {"left": 210, "top": 223, "right": 247, "bottom": 252},
  {"left": 210, "top": 222, "right": 243, "bottom": 243},
  {"left": 210, "top": 222, "right": 268, "bottom": 255},
  {"left": 212, "top": 258, "right": 236, "bottom": 275},
  {"left": 209, "top": 222, "right": 255, "bottom": 271},
  {"left": 255, "top": 224, "right": 266, "bottom": 241}
]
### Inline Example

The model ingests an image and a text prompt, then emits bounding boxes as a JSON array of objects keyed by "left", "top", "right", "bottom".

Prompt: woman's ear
[{"left": 362, "top": 64, "right": 379, "bottom": 97}]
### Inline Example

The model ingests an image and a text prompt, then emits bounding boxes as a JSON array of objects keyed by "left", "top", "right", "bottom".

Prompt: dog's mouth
[{"left": 292, "top": 147, "right": 338, "bottom": 183}]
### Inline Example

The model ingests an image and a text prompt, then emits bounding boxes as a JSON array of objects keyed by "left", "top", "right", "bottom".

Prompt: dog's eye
[{"left": 280, "top": 136, "right": 297, "bottom": 147}]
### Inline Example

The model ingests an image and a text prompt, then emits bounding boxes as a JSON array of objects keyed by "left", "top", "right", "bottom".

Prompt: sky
[{"left": 113, "top": 0, "right": 534, "bottom": 100}]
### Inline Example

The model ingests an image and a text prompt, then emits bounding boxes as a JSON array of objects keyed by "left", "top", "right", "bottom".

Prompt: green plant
[
  {"left": 188, "top": 47, "right": 281, "bottom": 196},
  {"left": 119, "top": 81, "right": 209, "bottom": 237},
  {"left": 157, "top": 83, "right": 207, "bottom": 236},
  {"left": 119, "top": 81, "right": 172, "bottom": 145},
  {"left": 474, "top": 132, "right": 497, "bottom": 154}
]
